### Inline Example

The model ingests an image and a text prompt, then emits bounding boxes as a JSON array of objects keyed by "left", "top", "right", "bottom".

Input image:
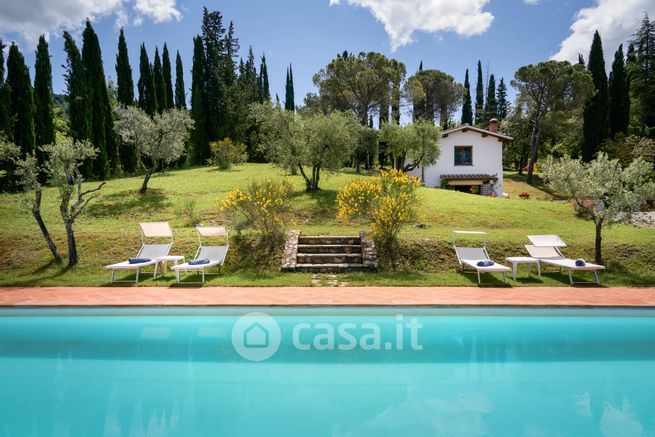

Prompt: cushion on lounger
[
  {"left": 128, "top": 257, "right": 151, "bottom": 264},
  {"left": 477, "top": 260, "right": 494, "bottom": 267},
  {"left": 188, "top": 258, "right": 210, "bottom": 265},
  {"left": 575, "top": 258, "right": 586, "bottom": 266}
]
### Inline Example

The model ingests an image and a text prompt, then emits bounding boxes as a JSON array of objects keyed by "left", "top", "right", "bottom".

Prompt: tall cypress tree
[
  {"left": 174, "top": 51, "right": 186, "bottom": 109},
  {"left": 6, "top": 43, "right": 35, "bottom": 157},
  {"left": 82, "top": 20, "right": 116, "bottom": 178},
  {"left": 162, "top": 44, "right": 174, "bottom": 109},
  {"left": 190, "top": 36, "right": 208, "bottom": 164},
  {"left": 609, "top": 44, "right": 630, "bottom": 137},
  {"left": 496, "top": 78, "right": 509, "bottom": 121},
  {"left": 484, "top": 74, "right": 497, "bottom": 122},
  {"left": 582, "top": 31, "right": 610, "bottom": 161},
  {"left": 63, "top": 31, "right": 90, "bottom": 144},
  {"left": 137, "top": 44, "right": 157, "bottom": 116},
  {"left": 285, "top": 63, "right": 295, "bottom": 111},
  {"left": 258, "top": 54, "right": 270, "bottom": 102},
  {"left": 632, "top": 13, "right": 655, "bottom": 136},
  {"left": 152, "top": 47, "right": 166, "bottom": 113},
  {"left": 461, "top": 69, "right": 473, "bottom": 125},
  {"left": 474, "top": 60, "right": 485, "bottom": 126},
  {"left": 201, "top": 7, "right": 226, "bottom": 142},
  {"left": 115, "top": 28, "right": 134, "bottom": 106},
  {"left": 33, "top": 35, "right": 54, "bottom": 166},
  {"left": 0, "top": 38, "right": 10, "bottom": 137}
]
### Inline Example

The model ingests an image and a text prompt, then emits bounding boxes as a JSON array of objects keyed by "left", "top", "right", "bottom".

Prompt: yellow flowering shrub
[
  {"left": 221, "top": 179, "right": 292, "bottom": 242},
  {"left": 337, "top": 169, "right": 421, "bottom": 255}
]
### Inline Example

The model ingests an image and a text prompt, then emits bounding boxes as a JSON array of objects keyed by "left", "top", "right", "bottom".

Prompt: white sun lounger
[
  {"left": 525, "top": 235, "right": 605, "bottom": 285},
  {"left": 105, "top": 222, "right": 174, "bottom": 283},
  {"left": 172, "top": 226, "right": 229, "bottom": 284},
  {"left": 453, "top": 231, "right": 511, "bottom": 285}
]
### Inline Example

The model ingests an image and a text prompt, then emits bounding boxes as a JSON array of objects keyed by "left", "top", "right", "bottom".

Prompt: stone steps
[
  {"left": 297, "top": 253, "right": 363, "bottom": 265},
  {"left": 282, "top": 231, "right": 376, "bottom": 273},
  {"left": 298, "top": 236, "right": 361, "bottom": 246},
  {"left": 294, "top": 263, "right": 367, "bottom": 273},
  {"left": 297, "top": 244, "right": 362, "bottom": 254}
]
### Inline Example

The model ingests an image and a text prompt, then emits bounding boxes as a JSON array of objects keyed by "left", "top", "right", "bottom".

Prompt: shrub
[
  {"left": 176, "top": 199, "right": 200, "bottom": 227},
  {"left": 519, "top": 191, "right": 530, "bottom": 199},
  {"left": 209, "top": 138, "right": 248, "bottom": 170},
  {"left": 337, "top": 169, "right": 421, "bottom": 264},
  {"left": 221, "top": 179, "right": 292, "bottom": 242}
]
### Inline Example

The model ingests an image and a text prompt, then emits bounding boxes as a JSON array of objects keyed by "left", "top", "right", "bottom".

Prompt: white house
[{"left": 409, "top": 119, "right": 512, "bottom": 197}]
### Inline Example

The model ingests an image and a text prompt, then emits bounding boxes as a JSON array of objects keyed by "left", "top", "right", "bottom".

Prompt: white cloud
[
  {"left": 552, "top": 0, "right": 655, "bottom": 65},
  {"left": 0, "top": 0, "right": 181, "bottom": 47},
  {"left": 329, "top": 0, "right": 494, "bottom": 51},
  {"left": 524, "top": 0, "right": 540, "bottom": 5}
]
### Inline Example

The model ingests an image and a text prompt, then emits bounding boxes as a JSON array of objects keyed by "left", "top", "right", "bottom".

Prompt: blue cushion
[
  {"left": 128, "top": 257, "right": 151, "bottom": 264},
  {"left": 575, "top": 259, "right": 586, "bottom": 267},
  {"left": 477, "top": 260, "right": 494, "bottom": 267},
  {"left": 188, "top": 258, "right": 210, "bottom": 265}
]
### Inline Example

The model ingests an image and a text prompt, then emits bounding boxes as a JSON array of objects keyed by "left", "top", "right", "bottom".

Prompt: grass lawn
[{"left": 1, "top": 163, "right": 653, "bottom": 287}]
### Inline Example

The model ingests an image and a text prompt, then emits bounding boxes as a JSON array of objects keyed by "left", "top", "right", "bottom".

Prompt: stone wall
[
  {"left": 359, "top": 231, "right": 378, "bottom": 271},
  {"left": 281, "top": 230, "right": 300, "bottom": 271}
]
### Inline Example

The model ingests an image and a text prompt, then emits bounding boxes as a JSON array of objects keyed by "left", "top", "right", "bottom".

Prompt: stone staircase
[{"left": 282, "top": 231, "right": 377, "bottom": 273}]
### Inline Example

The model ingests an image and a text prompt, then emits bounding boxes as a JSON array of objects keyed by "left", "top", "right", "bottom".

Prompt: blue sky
[{"left": 1, "top": 0, "right": 653, "bottom": 114}]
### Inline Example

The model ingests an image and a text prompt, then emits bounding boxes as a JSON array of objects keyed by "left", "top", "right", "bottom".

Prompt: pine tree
[
  {"left": 82, "top": 20, "right": 115, "bottom": 178},
  {"left": 285, "top": 63, "right": 295, "bottom": 111},
  {"left": 484, "top": 74, "right": 497, "bottom": 122},
  {"left": 582, "top": 31, "right": 610, "bottom": 161},
  {"left": 174, "top": 51, "right": 186, "bottom": 109},
  {"left": 63, "top": 31, "right": 90, "bottom": 144},
  {"left": 0, "top": 38, "right": 10, "bottom": 137},
  {"left": 496, "top": 77, "right": 509, "bottom": 121},
  {"left": 190, "top": 36, "right": 208, "bottom": 164},
  {"left": 474, "top": 60, "right": 485, "bottom": 126},
  {"left": 33, "top": 35, "right": 54, "bottom": 166},
  {"left": 609, "top": 44, "right": 629, "bottom": 137},
  {"left": 152, "top": 47, "right": 166, "bottom": 113},
  {"left": 137, "top": 44, "right": 157, "bottom": 116},
  {"left": 162, "top": 44, "right": 174, "bottom": 109},
  {"left": 258, "top": 54, "right": 270, "bottom": 102},
  {"left": 115, "top": 28, "right": 134, "bottom": 106},
  {"left": 6, "top": 43, "right": 35, "bottom": 157},
  {"left": 461, "top": 69, "right": 473, "bottom": 125}
]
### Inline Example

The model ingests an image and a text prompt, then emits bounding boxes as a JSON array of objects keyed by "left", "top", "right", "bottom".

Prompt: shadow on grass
[
  {"left": 86, "top": 189, "right": 172, "bottom": 217},
  {"left": 504, "top": 172, "right": 562, "bottom": 198}
]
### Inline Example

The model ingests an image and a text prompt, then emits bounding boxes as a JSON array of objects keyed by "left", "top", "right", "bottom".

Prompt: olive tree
[
  {"left": 543, "top": 153, "right": 655, "bottom": 264},
  {"left": 379, "top": 120, "right": 441, "bottom": 172},
  {"left": 114, "top": 106, "right": 193, "bottom": 193}
]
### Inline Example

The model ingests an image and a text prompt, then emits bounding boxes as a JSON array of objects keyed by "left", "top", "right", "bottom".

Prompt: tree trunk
[
  {"left": 140, "top": 170, "right": 153, "bottom": 194},
  {"left": 32, "top": 190, "right": 63, "bottom": 264},
  {"left": 65, "top": 221, "right": 78, "bottom": 267},
  {"left": 594, "top": 219, "right": 603, "bottom": 265},
  {"left": 526, "top": 114, "right": 542, "bottom": 185}
]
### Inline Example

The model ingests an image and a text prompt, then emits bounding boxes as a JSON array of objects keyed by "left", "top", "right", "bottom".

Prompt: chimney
[{"left": 488, "top": 118, "right": 499, "bottom": 133}]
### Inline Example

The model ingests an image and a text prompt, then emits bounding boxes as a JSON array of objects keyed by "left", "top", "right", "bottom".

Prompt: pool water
[{"left": 1, "top": 307, "right": 654, "bottom": 436}]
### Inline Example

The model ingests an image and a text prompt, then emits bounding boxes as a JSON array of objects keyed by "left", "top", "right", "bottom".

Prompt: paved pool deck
[{"left": 1, "top": 286, "right": 655, "bottom": 307}]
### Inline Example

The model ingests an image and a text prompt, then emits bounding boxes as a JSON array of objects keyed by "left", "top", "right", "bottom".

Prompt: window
[{"left": 454, "top": 146, "right": 472, "bottom": 166}]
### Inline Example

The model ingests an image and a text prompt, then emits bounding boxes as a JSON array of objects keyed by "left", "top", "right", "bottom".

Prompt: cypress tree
[
  {"left": 632, "top": 13, "right": 655, "bottom": 136},
  {"left": 285, "top": 63, "right": 295, "bottom": 111},
  {"left": 162, "top": 44, "right": 174, "bottom": 109},
  {"left": 174, "top": 51, "right": 186, "bottom": 109},
  {"left": 484, "top": 74, "right": 497, "bottom": 122},
  {"left": 152, "top": 47, "right": 166, "bottom": 113},
  {"left": 201, "top": 7, "right": 226, "bottom": 142},
  {"left": 582, "top": 31, "right": 610, "bottom": 161},
  {"left": 474, "top": 60, "right": 485, "bottom": 126},
  {"left": 33, "top": 35, "right": 55, "bottom": 166},
  {"left": 190, "top": 36, "right": 208, "bottom": 164},
  {"left": 496, "top": 78, "right": 508, "bottom": 121},
  {"left": 578, "top": 53, "right": 585, "bottom": 67},
  {"left": 461, "top": 68, "right": 473, "bottom": 125},
  {"left": 6, "top": 43, "right": 35, "bottom": 157},
  {"left": 115, "top": 28, "right": 134, "bottom": 106},
  {"left": 137, "top": 44, "right": 157, "bottom": 116},
  {"left": 258, "top": 54, "right": 270, "bottom": 102},
  {"left": 609, "top": 44, "right": 629, "bottom": 137},
  {"left": 0, "top": 38, "right": 10, "bottom": 137},
  {"left": 63, "top": 31, "right": 90, "bottom": 143}
]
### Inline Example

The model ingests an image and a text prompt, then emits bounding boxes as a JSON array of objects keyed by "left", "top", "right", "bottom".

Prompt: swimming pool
[{"left": 1, "top": 307, "right": 654, "bottom": 436}]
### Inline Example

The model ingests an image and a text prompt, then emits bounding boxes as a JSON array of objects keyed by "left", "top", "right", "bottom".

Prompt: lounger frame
[
  {"left": 453, "top": 231, "right": 511, "bottom": 285},
  {"left": 173, "top": 226, "right": 229, "bottom": 284}
]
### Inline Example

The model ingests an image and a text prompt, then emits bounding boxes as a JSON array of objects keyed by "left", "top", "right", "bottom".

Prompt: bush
[
  {"left": 176, "top": 199, "right": 200, "bottom": 227},
  {"left": 209, "top": 138, "right": 248, "bottom": 170},
  {"left": 337, "top": 169, "right": 421, "bottom": 265},
  {"left": 221, "top": 179, "right": 292, "bottom": 243}
]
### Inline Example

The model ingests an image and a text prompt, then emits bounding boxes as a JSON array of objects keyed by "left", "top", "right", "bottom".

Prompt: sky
[{"left": 0, "top": 0, "right": 653, "bottom": 117}]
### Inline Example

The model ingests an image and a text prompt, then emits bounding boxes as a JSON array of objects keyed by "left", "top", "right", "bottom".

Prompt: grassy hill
[{"left": 1, "top": 164, "right": 653, "bottom": 286}]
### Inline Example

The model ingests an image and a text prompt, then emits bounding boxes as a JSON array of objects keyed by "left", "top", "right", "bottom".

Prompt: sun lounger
[
  {"left": 453, "top": 231, "right": 511, "bottom": 285},
  {"left": 105, "top": 222, "right": 174, "bottom": 283},
  {"left": 172, "top": 226, "right": 229, "bottom": 284},
  {"left": 525, "top": 235, "right": 605, "bottom": 285}
]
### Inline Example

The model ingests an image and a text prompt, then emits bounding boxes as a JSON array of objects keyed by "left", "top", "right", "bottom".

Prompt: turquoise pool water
[{"left": 1, "top": 307, "right": 654, "bottom": 436}]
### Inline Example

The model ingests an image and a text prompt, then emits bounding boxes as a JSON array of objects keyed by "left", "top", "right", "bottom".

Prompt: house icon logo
[{"left": 232, "top": 312, "right": 281, "bottom": 361}]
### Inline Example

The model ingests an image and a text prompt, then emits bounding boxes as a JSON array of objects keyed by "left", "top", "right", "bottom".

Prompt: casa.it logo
[{"left": 231, "top": 312, "right": 282, "bottom": 361}]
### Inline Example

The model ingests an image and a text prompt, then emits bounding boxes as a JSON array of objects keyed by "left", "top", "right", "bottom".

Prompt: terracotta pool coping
[{"left": 1, "top": 286, "right": 655, "bottom": 308}]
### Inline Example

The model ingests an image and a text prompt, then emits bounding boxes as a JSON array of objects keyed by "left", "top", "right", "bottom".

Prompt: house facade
[{"left": 409, "top": 119, "right": 512, "bottom": 197}]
